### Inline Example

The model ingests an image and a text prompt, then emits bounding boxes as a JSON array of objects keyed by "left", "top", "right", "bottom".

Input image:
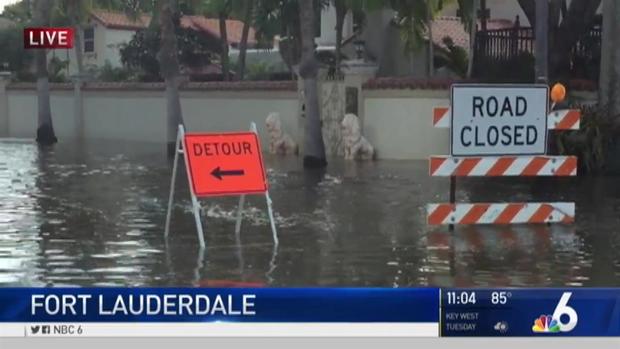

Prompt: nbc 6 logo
[{"left": 552, "top": 292, "right": 578, "bottom": 332}]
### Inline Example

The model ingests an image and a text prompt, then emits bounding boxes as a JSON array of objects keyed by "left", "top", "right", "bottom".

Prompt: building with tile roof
[{"left": 49, "top": 9, "right": 258, "bottom": 78}]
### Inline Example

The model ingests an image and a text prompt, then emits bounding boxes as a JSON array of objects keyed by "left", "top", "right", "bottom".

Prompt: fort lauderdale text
[{"left": 31, "top": 294, "right": 257, "bottom": 316}]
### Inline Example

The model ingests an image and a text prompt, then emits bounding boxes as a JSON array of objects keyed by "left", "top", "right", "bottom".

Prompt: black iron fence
[{"left": 473, "top": 27, "right": 601, "bottom": 83}]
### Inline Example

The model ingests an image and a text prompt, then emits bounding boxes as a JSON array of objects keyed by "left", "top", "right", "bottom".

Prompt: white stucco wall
[
  {"left": 102, "top": 28, "right": 136, "bottom": 67},
  {"left": 181, "top": 92, "right": 300, "bottom": 146},
  {"left": 7, "top": 91, "right": 76, "bottom": 139},
  {"left": 363, "top": 89, "right": 450, "bottom": 160},
  {"left": 47, "top": 23, "right": 136, "bottom": 76},
  {"left": 4, "top": 85, "right": 456, "bottom": 160},
  {"left": 4, "top": 87, "right": 300, "bottom": 151},
  {"left": 83, "top": 92, "right": 167, "bottom": 141}
]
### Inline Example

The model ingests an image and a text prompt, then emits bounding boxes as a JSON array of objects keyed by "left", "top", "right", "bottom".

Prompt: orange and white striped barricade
[
  {"left": 432, "top": 107, "right": 581, "bottom": 130},
  {"left": 429, "top": 155, "right": 577, "bottom": 177},
  {"left": 427, "top": 202, "right": 575, "bottom": 225},
  {"left": 427, "top": 84, "right": 580, "bottom": 226}
]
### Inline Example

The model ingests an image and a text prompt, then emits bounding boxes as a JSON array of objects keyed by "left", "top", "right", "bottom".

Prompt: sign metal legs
[
  {"left": 165, "top": 125, "right": 206, "bottom": 248},
  {"left": 166, "top": 123, "right": 278, "bottom": 248}
]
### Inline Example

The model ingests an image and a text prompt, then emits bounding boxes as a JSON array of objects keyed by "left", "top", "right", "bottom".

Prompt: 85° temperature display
[
  {"left": 445, "top": 291, "right": 512, "bottom": 306},
  {"left": 441, "top": 288, "right": 620, "bottom": 337}
]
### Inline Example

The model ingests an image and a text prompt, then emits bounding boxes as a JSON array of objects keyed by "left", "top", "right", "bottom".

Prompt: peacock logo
[
  {"left": 532, "top": 315, "right": 561, "bottom": 333},
  {"left": 531, "top": 292, "right": 578, "bottom": 334}
]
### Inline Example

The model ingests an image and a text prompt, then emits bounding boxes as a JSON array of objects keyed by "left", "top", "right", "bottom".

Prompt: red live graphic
[{"left": 24, "top": 27, "right": 74, "bottom": 49}]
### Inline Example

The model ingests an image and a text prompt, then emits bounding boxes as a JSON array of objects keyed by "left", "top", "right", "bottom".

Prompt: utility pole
[{"left": 535, "top": 0, "right": 549, "bottom": 83}]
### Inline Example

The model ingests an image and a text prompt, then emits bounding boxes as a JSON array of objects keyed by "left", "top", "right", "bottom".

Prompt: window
[{"left": 84, "top": 27, "right": 94, "bottom": 53}]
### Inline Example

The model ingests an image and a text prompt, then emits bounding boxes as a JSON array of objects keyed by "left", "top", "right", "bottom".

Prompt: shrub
[
  {"left": 87, "top": 61, "right": 136, "bottom": 82},
  {"left": 555, "top": 104, "right": 620, "bottom": 174},
  {"left": 120, "top": 26, "right": 216, "bottom": 81},
  {"left": 0, "top": 25, "right": 34, "bottom": 81}
]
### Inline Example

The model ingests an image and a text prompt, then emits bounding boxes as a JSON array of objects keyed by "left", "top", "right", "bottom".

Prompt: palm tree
[
  {"left": 54, "top": 0, "right": 91, "bottom": 139},
  {"left": 34, "top": 0, "right": 57, "bottom": 145},
  {"left": 599, "top": 0, "right": 620, "bottom": 120},
  {"left": 158, "top": 0, "right": 185, "bottom": 154},
  {"left": 299, "top": 0, "right": 327, "bottom": 168},
  {"left": 202, "top": 0, "right": 233, "bottom": 81},
  {"left": 236, "top": 0, "right": 253, "bottom": 80},
  {"left": 389, "top": 0, "right": 459, "bottom": 76},
  {"left": 331, "top": 0, "right": 384, "bottom": 74},
  {"left": 333, "top": 0, "right": 347, "bottom": 73},
  {"left": 253, "top": 0, "right": 303, "bottom": 74},
  {"left": 459, "top": 0, "right": 478, "bottom": 78}
]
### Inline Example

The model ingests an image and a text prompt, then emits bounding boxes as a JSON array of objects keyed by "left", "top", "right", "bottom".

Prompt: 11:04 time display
[{"left": 445, "top": 291, "right": 476, "bottom": 305}]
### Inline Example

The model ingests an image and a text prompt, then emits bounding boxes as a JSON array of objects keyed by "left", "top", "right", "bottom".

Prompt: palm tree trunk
[
  {"left": 159, "top": 0, "right": 184, "bottom": 155},
  {"left": 73, "top": 23, "right": 84, "bottom": 139},
  {"left": 219, "top": 11, "right": 230, "bottom": 81},
  {"left": 427, "top": 2, "right": 434, "bottom": 77},
  {"left": 237, "top": 0, "right": 254, "bottom": 81},
  {"left": 599, "top": 0, "right": 613, "bottom": 109},
  {"left": 467, "top": 0, "right": 479, "bottom": 78},
  {"left": 299, "top": 0, "right": 327, "bottom": 168},
  {"left": 598, "top": 0, "right": 620, "bottom": 120},
  {"left": 334, "top": 0, "right": 346, "bottom": 74},
  {"left": 34, "top": 0, "right": 57, "bottom": 146}
]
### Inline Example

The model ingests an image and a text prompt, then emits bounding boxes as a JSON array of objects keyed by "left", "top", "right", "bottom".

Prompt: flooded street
[{"left": 1, "top": 139, "right": 619, "bottom": 287}]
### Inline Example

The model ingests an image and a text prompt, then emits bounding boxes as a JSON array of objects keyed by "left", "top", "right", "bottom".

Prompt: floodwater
[{"left": 1, "top": 139, "right": 620, "bottom": 287}]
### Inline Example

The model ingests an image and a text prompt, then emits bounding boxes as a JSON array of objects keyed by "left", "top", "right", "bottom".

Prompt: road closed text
[
  {"left": 450, "top": 85, "right": 548, "bottom": 156},
  {"left": 460, "top": 96, "right": 538, "bottom": 148}
]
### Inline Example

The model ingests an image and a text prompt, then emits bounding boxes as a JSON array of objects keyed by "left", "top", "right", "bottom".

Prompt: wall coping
[
  {"left": 6, "top": 77, "right": 597, "bottom": 93},
  {"left": 7, "top": 80, "right": 298, "bottom": 92},
  {"left": 362, "top": 77, "right": 599, "bottom": 92},
  {"left": 363, "top": 77, "right": 462, "bottom": 90}
]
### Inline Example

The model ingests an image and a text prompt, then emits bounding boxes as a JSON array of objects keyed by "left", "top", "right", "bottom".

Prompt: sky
[{"left": 0, "top": 0, "right": 18, "bottom": 13}]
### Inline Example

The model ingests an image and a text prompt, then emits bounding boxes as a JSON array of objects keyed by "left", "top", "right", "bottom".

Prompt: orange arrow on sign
[{"left": 183, "top": 132, "right": 268, "bottom": 197}]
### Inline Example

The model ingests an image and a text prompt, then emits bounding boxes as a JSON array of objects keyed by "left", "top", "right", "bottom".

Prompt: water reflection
[{"left": 0, "top": 139, "right": 619, "bottom": 287}]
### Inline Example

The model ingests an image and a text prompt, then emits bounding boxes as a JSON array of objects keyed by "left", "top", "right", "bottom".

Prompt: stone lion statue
[
  {"left": 341, "top": 113, "right": 375, "bottom": 160},
  {"left": 265, "top": 112, "right": 298, "bottom": 155}
]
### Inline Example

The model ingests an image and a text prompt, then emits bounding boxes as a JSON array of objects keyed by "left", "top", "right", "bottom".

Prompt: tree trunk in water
[
  {"left": 219, "top": 12, "right": 230, "bottom": 81},
  {"left": 534, "top": 0, "right": 548, "bottom": 82},
  {"left": 73, "top": 23, "right": 84, "bottom": 140},
  {"left": 158, "top": 0, "right": 184, "bottom": 156},
  {"left": 467, "top": 0, "right": 479, "bottom": 78},
  {"left": 334, "top": 0, "right": 346, "bottom": 75},
  {"left": 518, "top": 0, "right": 600, "bottom": 81},
  {"left": 549, "top": 0, "right": 601, "bottom": 81},
  {"left": 299, "top": 0, "right": 327, "bottom": 168},
  {"left": 34, "top": 0, "right": 57, "bottom": 146},
  {"left": 599, "top": 0, "right": 620, "bottom": 120},
  {"left": 237, "top": 1, "right": 254, "bottom": 81}
]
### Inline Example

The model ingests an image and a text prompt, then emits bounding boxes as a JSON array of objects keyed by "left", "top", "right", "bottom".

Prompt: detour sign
[{"left": 183, "top": 132, "right": 268, "bottom": 197}]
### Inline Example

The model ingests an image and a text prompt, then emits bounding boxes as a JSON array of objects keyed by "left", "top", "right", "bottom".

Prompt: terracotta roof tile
[
  {"left": 430, "top": 16, "right": 515, "bottom": 51},
  {"left": 180, "top": 16, "right": 257, "bottom": 46},
  {"left": 90, "top": 9, "right": 150, "bottom": 30},
  {"left": 89, "top": 10, "right": 256, "bottom": 45}
]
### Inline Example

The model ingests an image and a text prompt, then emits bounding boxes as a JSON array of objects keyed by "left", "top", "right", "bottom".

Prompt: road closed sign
[
  {"left": 183, "top": 132, "right": 268, "bottom": 197},
  {"left": 450, "top": 85, "right": 548, "bottom": 156}
]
